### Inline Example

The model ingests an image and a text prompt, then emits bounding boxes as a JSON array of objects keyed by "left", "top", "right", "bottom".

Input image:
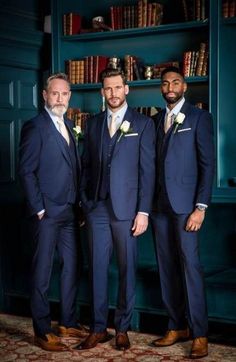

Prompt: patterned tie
[
  {"left": 109, "top": 113, "right": 117, "bottom": 138},
  {"left": 164, "top": 112, "right": 173, "bottom": 133},
  {"left": 57, "top": 118, "right": 70, "bottom": 145}
]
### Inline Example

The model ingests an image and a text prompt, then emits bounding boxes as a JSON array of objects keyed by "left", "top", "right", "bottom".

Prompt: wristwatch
[{"left": 196, "top": 205, "right": 207, "bottom": 211}]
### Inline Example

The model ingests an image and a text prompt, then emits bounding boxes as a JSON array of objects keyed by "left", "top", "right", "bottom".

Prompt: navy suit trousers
[
  {"left": 151, "top": 208, "right": 208, "bottom": 338},
  {"left": 30, "top": 204, "right": 78, "bottom": 337},
  {"left": 86, "top": 200, "right": 137, "bottom": 333}
]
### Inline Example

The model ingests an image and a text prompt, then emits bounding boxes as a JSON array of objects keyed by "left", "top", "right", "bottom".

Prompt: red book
[
  {"left": 95, "top": 56, "right": 109, "bottom": 83},
  {"left": 110, "top": 6, "right": 115, "bottom": 30},
  {"left": 182, "top": 51, "right": 192, "bottom": 77},
  {"left": 66, "top": 13, "right": 82, "bottom": 35}
]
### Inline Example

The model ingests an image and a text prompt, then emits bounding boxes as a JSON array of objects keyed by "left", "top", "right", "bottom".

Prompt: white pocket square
[
  {"left": 177, "top": 128, "right": 191, "bottom": 133},
  {"left": 124, "top": 133, "right": 138, "bottom": 137}
]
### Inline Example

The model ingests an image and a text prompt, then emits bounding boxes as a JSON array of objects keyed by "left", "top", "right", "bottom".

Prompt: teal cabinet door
[{"left": 0, "top": 66, "right": 39, "bottom": 200}]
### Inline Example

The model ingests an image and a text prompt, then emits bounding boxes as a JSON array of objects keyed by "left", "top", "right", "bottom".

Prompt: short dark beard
[
  {"left": 162, "top": 93, "right": 183, "bottom": 105},
  {"left": 107, "top": 97, "right": 126, "bottom": 111}
]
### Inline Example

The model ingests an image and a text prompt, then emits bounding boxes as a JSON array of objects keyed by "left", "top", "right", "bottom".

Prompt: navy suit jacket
[
  {"left": 153, "top": 101, "right": 215, "bottom": 214},
  {"left": 19, "top": 109, "right": 81, "bottom": 217},
  {"left": 80, "top": 107, "right": 156, "bottom": 220}
]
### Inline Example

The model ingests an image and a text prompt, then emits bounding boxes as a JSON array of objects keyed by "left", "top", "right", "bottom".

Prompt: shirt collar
[
  {"left": 107, "top": 102, "right": 128, "bottom": 126},
  {"left": 165, "top": 97, "right": 185, "bottom": 117}
]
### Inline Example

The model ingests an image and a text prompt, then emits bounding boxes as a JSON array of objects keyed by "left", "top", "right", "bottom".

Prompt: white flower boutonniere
[
  {"left": 73, "top": 125, "right": 83, "bottom": 141},
  {"left": 117, "top": 120, "right": 132, "bottom": 142},
  {"left": 173, "top": 112, "right": 185, "bottom": 134}
]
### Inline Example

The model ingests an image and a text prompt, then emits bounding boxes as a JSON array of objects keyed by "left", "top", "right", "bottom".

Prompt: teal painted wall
[{"left": 0, "top": 0, "right": 49, "bottom": 310}]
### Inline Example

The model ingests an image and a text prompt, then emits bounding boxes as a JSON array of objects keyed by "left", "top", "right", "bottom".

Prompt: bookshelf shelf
[
  {"left": 62, "top": 20, "right": 209, "bottom": 42},
  {"left": 71, "top": 76, "right": 208, "bottom": 90},
  {"left": 221, "top": 17, "right": 236, "bottom": 25}
]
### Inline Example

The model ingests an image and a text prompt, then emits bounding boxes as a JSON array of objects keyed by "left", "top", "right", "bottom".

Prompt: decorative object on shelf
[
  {"left": 92, "top": 16, "right": 104, "bottom": 28},
  {"left": 108, "top": 56, "right": 121, "bottom": 70},
  {"left": 92, "top": 16, "right": 112, "bottom": 31},
  {"left": 144, "top": 65, "right": 153, "bottom": 80}
]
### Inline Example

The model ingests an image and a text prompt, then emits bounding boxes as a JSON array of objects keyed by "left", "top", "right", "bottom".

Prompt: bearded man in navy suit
[
  {"left": 151, "top": 67, "right": 215, "bottom": 359},
  {"left": 76, "top": 68, "right": 156, "bottom": 351},
  {"left": 19, "top": 73, "right": 88, "bottom": 351}
]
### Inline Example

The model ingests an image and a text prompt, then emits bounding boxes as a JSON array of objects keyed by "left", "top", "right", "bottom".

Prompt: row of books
[
  {"left": 62, "top": 1, "right": 211, "bottom": 36},
  {"left": 124, "top": 57, "right": 180, "bottom": 81},
  {"left": 181, "top": 0, "right": 208, "bottom": 22},
  {"left": 222, "top": 0, "right": 236, "bottom": 18},
  {"left": 110, "top": 1, "right": 163, "bottom": 30},
  {"left": 66, "top": 56, "right": 109, "bottom": 84},
  {"left": 121, "top": 43, "right": 208, "bottom": 81},
  {"left": 65, "top": 44, "right": 208, "bottom": 85},
  {"left": 182, "top": 42, "right": 208, "bottom": 77},
  {"left": 67, "top": 108, "right": 91, "bottom": 131}
]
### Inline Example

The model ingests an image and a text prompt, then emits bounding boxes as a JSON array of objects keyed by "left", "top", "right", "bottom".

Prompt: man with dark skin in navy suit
[{"left": 151, "top": 66, "right": 215, "bottom": 359}]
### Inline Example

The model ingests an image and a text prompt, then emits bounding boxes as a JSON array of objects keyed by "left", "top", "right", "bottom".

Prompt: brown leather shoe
[
  {"left": 152, "top": 328, "right": 190, "bottom": 347},
  {"left": 190, "top": 337, "right": 208, "bottom": 359},
  {"left": 58, "top": 324, "right": 89, "bottom": 338},
  {"left": 116, "top": 332, "right": 130, "bottom": 351},
  {"left": 34, "top": 333, "right": 68, "bottom": 351},
  {"left": 74, "top": 331, "right": 109, "bottom": 350}
]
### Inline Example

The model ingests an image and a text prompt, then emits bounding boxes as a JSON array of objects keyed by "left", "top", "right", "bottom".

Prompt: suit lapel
[
  {"left": 112, "top": 107, "right": 134, "bottom": 158},
  {"left": 96, "top": 112, "right": 107, "bottom": 163},
  {"left": 43, "top": 111, "right": 71, "bottom": 166},
  {"left": 65, "top": 118, "right": 81, "bottom": 170},
  {"left": 156, "top": 110, "right": 165, "bottom": 135},
  {"left": 167, "top": 101, "right": 191, "bottom": 147},
  {"left": 94, "top": 112, "right": 106, "bottom": 199}
]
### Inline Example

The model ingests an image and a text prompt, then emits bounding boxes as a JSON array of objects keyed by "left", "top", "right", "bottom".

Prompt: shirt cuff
[
  {"left": 196, "top": 203, "right": 208, "bottom": 208},
  {"left": 138, "top": 211, "right": 149, "bottom": 216},
  {"left": 37, "top": 209, "right": 45, "bottom": 216}
]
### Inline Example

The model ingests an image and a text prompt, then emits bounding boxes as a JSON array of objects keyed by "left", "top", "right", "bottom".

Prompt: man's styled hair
[
  {"left": 100, "top": 68, "right": 127, "bottom": 86},
  {"left": 44, "top": 72, "right": 70, "bottom": 90},
  {"left": 161, "top": 66, "right": 185, "bottom": 81}
]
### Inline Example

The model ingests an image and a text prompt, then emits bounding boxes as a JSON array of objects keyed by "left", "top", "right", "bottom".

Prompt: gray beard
[{"left": 50, "top": 105, "right": 67, "bottom": 117}]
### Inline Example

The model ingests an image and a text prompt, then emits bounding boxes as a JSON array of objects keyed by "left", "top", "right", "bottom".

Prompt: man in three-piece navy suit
[
  {"left": 19, "top": 73, "right": 88, "bottom": 352},
  {"left": 76, "top": 68, "right": 156, "bottom": 351},
  {"left": 151, "top": 67, "right": 215, "bottom": 359}
]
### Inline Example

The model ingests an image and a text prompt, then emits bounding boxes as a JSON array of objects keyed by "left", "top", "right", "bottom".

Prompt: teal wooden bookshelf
[{"left": 51, "top": 0, "right": 236, "bottom": 202}]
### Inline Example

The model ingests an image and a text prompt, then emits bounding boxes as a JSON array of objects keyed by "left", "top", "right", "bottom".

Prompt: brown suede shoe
[
  {"left": 34, "top": 333, "right": 68, "bottom": 351},
  {"left": 74, "top": 331, "right": 110, "bottom": 350},
  {"left": 152, "top": 328, "right": 190, "bottom": 347},
  {"left": 58, "top": 324, "right": 89, "bottom": 338},
  {"left": 190, "top": 337, "right": 208, "bottom": 359},
  {"left": 116, "top": 332, "right": 130, "bottom": 351}
]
